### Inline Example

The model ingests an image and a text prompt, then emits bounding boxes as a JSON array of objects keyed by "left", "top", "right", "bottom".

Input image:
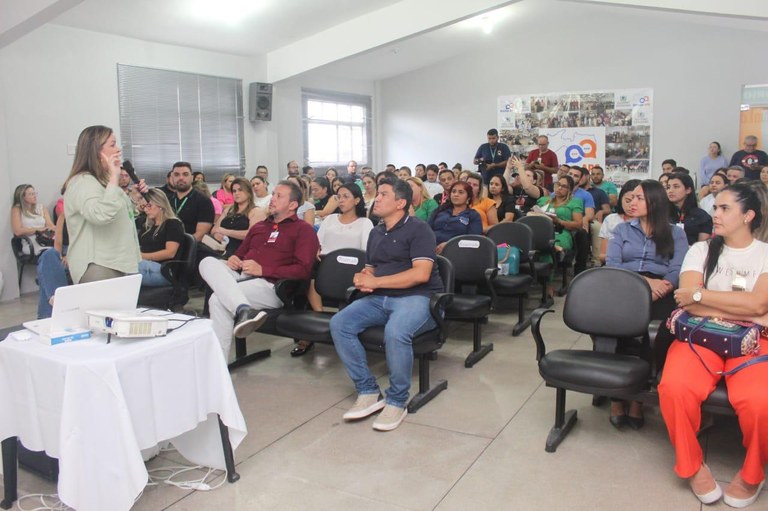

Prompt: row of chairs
[
  {"left": 531, "top": 267, "right": 738, "bottom": 453},
  {"left": 224, "top": 217, "right": 573, "bottom": 411}
]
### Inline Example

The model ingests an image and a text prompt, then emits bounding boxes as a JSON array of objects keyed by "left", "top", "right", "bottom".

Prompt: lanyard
[
  {"left": 173, "top": 195, "right": 189, "bottom": 214},
  {"left": 489, "top": 145, "right": 497, "bottom": 161}
]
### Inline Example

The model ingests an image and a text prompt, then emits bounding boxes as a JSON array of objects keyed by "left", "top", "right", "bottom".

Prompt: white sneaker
[
  {"left": 343, "top": 393, "right": 385, "bottom": 420},
  {"left": 372, "top": 404, "right": 407, "bottom": 431}
]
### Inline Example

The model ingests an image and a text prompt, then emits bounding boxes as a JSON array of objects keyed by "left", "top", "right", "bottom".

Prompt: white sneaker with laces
[
  {"left": 343, "top": 393, "right": 385, "bottom": 420},
  {"left": 372, "top": 404, "right": 407, "bottom": 431}
]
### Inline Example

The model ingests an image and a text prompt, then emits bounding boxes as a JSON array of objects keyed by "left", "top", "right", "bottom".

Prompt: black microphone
[{"left": 121, "top": 160, "right": 148, "bottom": 199}]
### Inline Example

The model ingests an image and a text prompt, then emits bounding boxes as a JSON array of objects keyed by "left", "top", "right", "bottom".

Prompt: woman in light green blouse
[
  {"left": 407, "top": 177, "right": 439, "bottom": 222},
  {"left": 62, "top": 125, "right": 147, "bottom": 283}
]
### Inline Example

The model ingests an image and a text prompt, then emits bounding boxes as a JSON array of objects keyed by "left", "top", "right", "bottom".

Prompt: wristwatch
[{"left": 692, "top": 288, "right": 703, "bottom": 303}]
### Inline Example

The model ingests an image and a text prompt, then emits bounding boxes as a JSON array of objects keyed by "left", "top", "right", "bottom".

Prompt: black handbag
[
  {"left": 668, "top": 308, "right": 768, "bottom": 375},
  {"left": 35, "top": 230, "right": 55, "bottom": 247}
]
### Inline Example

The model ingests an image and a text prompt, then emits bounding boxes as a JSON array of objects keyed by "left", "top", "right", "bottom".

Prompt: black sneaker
[{"left": 232, "top": 307, "right": 268, "bottom": 338}]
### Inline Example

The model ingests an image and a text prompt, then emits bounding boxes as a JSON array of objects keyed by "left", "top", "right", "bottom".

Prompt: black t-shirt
[
  {"left": 495, "top": 195, "right": 517, "bottom": 222},
  {"left": 138, "top": 218, "right": 185, "bottom": 260},
  {"left": 510, "top": 186, "right": 543, "bottom": 215},
  {"left": 729, "top": 149, "right": 768, "bottom": 180},
  {"left": 671, "top": 206, "right": 713, "bottom": 246},
  {"left": 170, "top": 190, "right": 214, "bottom": 235},
  {"left": 586, "top": 187, "right": 610, "bottom": 216}
]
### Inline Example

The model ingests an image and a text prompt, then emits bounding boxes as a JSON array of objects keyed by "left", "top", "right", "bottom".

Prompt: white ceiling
[
  {"left": 8, "top": 0, "right": 763, "bottom": 82},
  {"left": 51, "top": 0, "right": 402, "bottom": 56}
]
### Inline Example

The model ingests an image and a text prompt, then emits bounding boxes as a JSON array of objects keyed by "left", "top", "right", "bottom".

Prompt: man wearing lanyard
[
  {"left": 474, "top": 128, "right": 511, "bottom": 184},
  {"left": 167, "top": 162, "right": 214, "bottom": 241},
  {"left": 200, "top": 181, "right": 319, "bottom": 358}
]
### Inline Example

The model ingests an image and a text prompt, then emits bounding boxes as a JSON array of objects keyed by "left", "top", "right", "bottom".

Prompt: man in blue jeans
[{"left": 330, "top": 178, "right": 444, "bottom": 432}]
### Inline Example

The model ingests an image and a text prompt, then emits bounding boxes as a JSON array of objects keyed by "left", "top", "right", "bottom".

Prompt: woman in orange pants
[{"left": 660, "top": 182, "right": 768, "bottom": 508}]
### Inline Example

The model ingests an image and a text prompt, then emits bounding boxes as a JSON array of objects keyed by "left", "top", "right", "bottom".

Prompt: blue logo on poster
[{"left": 565, "top": 139, "right": 597, "bottom": 164}]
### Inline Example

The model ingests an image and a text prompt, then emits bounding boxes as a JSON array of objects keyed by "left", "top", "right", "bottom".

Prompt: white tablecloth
[{"left": 0, "top": 318, "right": 247, "bottom": 511}]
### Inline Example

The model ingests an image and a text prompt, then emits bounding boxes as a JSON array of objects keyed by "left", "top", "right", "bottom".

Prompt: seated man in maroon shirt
[{"left": 200, "top": 181, "right": 319, "bottom": 358}]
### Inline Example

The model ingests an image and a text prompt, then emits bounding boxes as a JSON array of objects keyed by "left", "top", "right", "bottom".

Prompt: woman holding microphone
[{"left": 62, "top": 125, "right": 147, "bottom": 283}]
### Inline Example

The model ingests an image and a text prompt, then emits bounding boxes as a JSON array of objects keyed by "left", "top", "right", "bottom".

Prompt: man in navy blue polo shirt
[{"left": 330, "top": 178, "right": 444, "bottom": 432}]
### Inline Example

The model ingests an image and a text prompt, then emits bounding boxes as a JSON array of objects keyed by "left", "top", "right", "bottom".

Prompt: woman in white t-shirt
[
  {"left": 291, "top": 182, "right": 373, "bottom": 357},
  {"left": 659, "top": 182, "right": 768, "bottom": 508}
]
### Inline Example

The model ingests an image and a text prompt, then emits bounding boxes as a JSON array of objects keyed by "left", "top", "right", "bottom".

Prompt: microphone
[{"left": 121, "top": 160, "right": 148, "bottom": 200}]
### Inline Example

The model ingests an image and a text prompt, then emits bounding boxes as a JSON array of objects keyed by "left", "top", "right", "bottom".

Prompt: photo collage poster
[{"left": 497, "top": 89, "right": 653, "bottom": 186}]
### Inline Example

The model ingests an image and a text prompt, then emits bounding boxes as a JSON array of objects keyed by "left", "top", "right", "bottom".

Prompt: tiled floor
[{"left": 0, "top": 290, "right": 764, "bottom": 510}]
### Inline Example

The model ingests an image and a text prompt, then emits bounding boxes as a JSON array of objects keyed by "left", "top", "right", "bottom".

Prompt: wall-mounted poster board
[{"left": 497, "top": 88, "right": 653, "bottom": 186}]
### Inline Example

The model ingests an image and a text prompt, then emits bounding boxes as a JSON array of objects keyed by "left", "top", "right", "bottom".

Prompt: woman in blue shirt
[
  {"left": 606, "top": 179, "right": 688, "bottom": 431},
  {"left": 429, "top": 181, "right": 482, "bottom": 254}
]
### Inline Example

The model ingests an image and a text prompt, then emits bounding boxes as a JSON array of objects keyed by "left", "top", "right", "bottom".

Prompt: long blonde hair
[
  {"left": 142, "top": 189, "right": 178, "bottom": 236},
  {"left": 63, "top": 125, "right": 113, "bottom": 192},
  {"left": 406, "top": 176, "right": 432, "bottom": 204},
  {"left": 12, "top": 184, "right": 40, "bottom": 218}
]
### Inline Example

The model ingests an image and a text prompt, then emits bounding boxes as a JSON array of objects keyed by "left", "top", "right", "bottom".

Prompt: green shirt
[
  {"left": 413, "top": 198, "right": 439, "bottom": 222},
  {"left": 64, "top": 174, "right": 141, "bottom": 283}
]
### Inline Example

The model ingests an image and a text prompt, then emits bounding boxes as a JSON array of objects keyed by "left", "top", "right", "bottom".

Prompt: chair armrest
[
  {"left": 12, "top": 235, "right": 37, "bottom": 260},
  {"left": 346, "top": 286, "right": 372, "bottom": 304},
  {"left": 530, "top": 307, "right": 555, "bottom": 362},
  {"left": 483, "top": 267, "right": 499, "bottom": 304},
  {"left": 158, "top": 258, "right": 187, "bottom": 282},
  {"left": 647, "top": 319, "right": 662, "bottom": 348},
  {"left": 429, "top": 292, "right": 453, "bottom": 331},
  {"left": 274, "top": 279, "right": 309, "bottom": 309}
]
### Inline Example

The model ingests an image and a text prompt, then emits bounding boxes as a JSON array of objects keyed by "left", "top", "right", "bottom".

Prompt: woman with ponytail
[{"left": 659, "top": 182, "right": 768, "bottom": 508}]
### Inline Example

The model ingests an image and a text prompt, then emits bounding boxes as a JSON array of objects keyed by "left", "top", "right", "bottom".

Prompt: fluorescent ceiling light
[
  {"left": 459, "top": 7, "right": 510, "bottom": 34},
  {"left": 189, "top": 0, "right": 264, "bottom": 25}
]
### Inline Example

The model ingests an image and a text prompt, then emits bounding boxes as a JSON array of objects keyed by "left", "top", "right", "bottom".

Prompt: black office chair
[
  {"left": 486, "top": 223, "right": 535, "bottom": 336},
  {"left": 517, "top": 215, "right": 563, "bottom": 305},
  {"left": 353, "top": 255, "right": 454, "bottom": 412},
  {"left": 11, "top": 236, "right": 39, "bottom": 288},
  {"left": 275, "top": 248, "right": 367, "bottom": 344},
  {"left": 138, "top": 233, "right": 197, "bottom": 310},
  {"left": 530, "top": 267, "right": 652, "bottom": 452},
  {"left": 441, "top": 235, "right": 498, "bottom": 368}
]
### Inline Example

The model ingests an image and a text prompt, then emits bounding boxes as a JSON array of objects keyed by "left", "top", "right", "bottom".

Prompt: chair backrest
[
  {"left": 487, "top": 222, "right": 533, "bottom": 262},
  {"left": 563, "top": 267, "right": 652, "bottom": 338},
  {"left": 175, "top": 233, "right": 198, "bottom": 284},
  {"left": 441, "top": 235, "right": 496, "bottom": 285},
  {"left": 517, "top": 215, "right": 554, "bottom": 253},
  {"left": 315, "top": 248, "right": 366, "bottom": 301},
  {"left": 435, "top": 255, "right": 454, "bottom": 294}
]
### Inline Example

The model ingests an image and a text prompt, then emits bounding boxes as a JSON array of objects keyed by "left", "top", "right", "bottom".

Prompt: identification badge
[
  {"left": 459, "top": 216, "right": 469, "bottom": 225},
  {"left": 268, "top": 230, "right": 279, "bottom": 243},
  {"left": 675, "top": 222, "right": 685, "bottom": 231}
]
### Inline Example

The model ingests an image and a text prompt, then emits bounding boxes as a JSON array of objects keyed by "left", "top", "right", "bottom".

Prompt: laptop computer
[{"left": 23, "top": 274, "right": 143, "bottom": 340}]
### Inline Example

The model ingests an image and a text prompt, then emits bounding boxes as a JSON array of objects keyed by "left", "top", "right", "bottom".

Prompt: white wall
[
  {"left": 0, "top": 23, "right": 268, "bottom": 299},
  {"left": 377, "top": 4, "right": 768, "bottom": 174}
]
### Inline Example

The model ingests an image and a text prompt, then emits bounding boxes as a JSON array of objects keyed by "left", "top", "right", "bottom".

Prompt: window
[
  {"left": 117, "top": 64, "right": 245, "bottom": 186},
  {"left": 302, "top": 89, "right": 372, "bottom": 168}
]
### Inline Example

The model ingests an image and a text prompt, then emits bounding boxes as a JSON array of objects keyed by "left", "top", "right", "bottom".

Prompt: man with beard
[{"left": 167, "top": 161, "right": 214, "bottom": 241}]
